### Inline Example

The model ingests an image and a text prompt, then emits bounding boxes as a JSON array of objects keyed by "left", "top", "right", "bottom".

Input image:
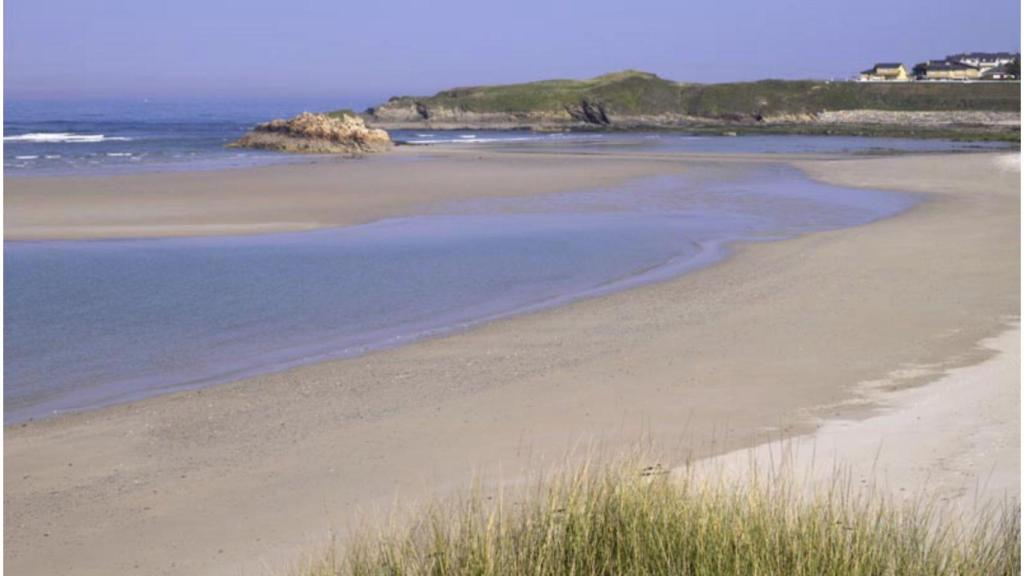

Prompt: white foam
[
  {"left": 106, "top": 152, "right": 132, "bottom": 157},
  {"left": 404, "top": 136, "right": 539, "bottom": 145},
  {"left": 4, "top": 132, "right": 132, "bottom": 143},
  {"left": 15, "top": 155, "right": 39, "bottom": 160}
]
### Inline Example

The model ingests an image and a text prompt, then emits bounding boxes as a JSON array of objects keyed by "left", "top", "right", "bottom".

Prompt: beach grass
[{"left": 296, "top": 460, "right": 1020, "bottom": 576}]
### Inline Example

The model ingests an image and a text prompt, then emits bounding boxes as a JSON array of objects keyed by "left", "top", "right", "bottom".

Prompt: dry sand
[
  {"left": 3, "top": 150, "right": 1020, "bottom": 576},
  {"left": 693, "top": 325, "right": 1020, "bottom": 518}
]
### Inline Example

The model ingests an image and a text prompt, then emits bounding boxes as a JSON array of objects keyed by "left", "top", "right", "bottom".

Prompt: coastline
[
  {"left": 4, "top": 150, "right": 1019, "bottom": 575},
  {"left": 364, "top": 71, "right": 1021, "bottom": 142}
]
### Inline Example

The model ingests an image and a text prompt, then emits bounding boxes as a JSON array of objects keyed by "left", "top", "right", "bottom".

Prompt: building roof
[
  {"left": 981, "top": 64, "right": 1017, "bottom": 77},
  {"left": 947, "top": 52, "right": 1018, "bottom": 61},
  {"left": 925, "top": 60, "right": 979, "bottom": 71},
  {"left": 861, "top": 63, "right": 905, "bottom": 75}
]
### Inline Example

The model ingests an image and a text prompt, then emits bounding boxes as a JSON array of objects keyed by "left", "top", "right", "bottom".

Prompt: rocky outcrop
[
  {"left": 231, "top": 112, "right": 392, "bottom": 155},
  {"left": 806, "top": 109, "right": 1021, "bottom": 127},
  {"left": 366, "top": 104, "right": 1020, "bottom": 137},
  {"left": 564, "top": 99, "right": 611, "bottom": 125},
  {"left": 369, "top": 97, "right": 624, "bottom": 130},
  {"left": 368, "top": 103, "right": 630, "bottom": 131}
]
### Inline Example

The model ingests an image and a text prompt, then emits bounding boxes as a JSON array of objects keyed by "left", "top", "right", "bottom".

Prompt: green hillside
[
  {"left": 415, "top": 70, "right": 685, "bottom": 115},
  {"left": 378, "top": 70, "right": 1020, "bottom": 117},
  {"left": 682, "top": 79, "right": 1020, "bottom": 116}
]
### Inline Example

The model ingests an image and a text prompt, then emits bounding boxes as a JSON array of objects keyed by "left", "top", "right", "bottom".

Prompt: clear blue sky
[{"left": 4, "top": 0, "right": 1020, "bottom": 105}]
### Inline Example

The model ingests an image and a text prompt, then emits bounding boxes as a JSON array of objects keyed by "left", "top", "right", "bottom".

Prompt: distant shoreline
[
  {"left": 381, "top": 123, "right": 1021, "bottom": 142},
  {"left": 373, "top": 114, "right": 1021, "bottom": 142},
  {"left": 363, "top": 71, "right": 1021, "bottom": 141}
]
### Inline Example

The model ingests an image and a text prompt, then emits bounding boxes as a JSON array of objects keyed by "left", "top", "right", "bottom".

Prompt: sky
[{"left": 4, "top": 0, "right": 1021, "bottom": 106}]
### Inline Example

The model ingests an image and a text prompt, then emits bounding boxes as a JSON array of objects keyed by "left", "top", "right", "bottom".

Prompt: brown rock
[{"left": 230, "top": 112, "right": 392, "bottom": 155}]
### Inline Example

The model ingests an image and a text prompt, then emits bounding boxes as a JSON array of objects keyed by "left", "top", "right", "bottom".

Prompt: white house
[{"left": 946, "top": 52, "right": 1018, "bottom": 71}]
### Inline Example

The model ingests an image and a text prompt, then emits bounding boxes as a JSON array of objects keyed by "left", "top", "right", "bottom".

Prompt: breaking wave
[
  {"left": 4, "top": 132, "right": 132, "bottom": 144},
  {"left": 404, "top": 136, "right": 540, "bottom": 145}
]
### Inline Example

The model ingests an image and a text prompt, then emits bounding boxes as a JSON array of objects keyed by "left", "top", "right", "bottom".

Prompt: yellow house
[{"left": 858, "top": 63, "right": 909, "bottom": 81}]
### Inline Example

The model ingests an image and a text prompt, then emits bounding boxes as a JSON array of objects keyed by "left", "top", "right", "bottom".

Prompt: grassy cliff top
[
  {"left": 381, "top": 70, "right": 683, "bottom": 115},
  {"left": 377, "top": 70, "right": 1021, "bottom": 116}
]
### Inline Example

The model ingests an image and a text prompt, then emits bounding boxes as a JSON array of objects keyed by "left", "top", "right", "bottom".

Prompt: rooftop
[
  {"left": 947, "top": 52, "right": 1018, "bottom": 61},
  {"left": 981, "top": 64, "right": 1018, "bottom": 77},
  {"left": 925, "top": 60, "right": 979, "bottom": 71}
]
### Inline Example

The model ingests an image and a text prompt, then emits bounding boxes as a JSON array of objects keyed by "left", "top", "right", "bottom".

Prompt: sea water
[
  {"left": 3, "top": 99, "right": 347, "bottom": 176},
  {"left": 393, "top": 130, "right": 1012, "bottom": 155},
  {"left": 4, "top": 165, "right": 916, "bottom": 422},
  {"left": 3, "top": 99, "right": 1012, "bottom": 176}
]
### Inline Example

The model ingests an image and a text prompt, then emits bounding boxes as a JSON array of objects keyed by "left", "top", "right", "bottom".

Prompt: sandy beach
[
  {"left": 692, "top": 153, "right": 1021, "bottom": 518},
  {"left": 695, "top": 324, "right": 1020, "bottom": 518},
  {"left": 4, "top": 149, "right": 1019, "bottom": 576}
]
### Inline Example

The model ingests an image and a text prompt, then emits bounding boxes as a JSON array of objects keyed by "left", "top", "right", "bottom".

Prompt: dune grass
[{"left": 298, "top": 460, "right": 1020, "bottom": 576}]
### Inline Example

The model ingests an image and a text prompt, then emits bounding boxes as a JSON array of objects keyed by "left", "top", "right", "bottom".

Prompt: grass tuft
[{"left": 297, "top": 460, "right": 1020, "bottom": 576}]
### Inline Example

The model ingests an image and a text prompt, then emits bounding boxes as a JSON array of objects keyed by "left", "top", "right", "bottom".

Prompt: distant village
[{"left": 858, "top": 52, "right": 1020, "bottom": 82}]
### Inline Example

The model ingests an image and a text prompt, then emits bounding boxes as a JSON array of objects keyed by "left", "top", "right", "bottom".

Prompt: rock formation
[
  {"left": 564, "top": 98, "right": 611, "bottom": 125},
  {"left": 231, "top": 112, "right": 392, "bottom": 155}
]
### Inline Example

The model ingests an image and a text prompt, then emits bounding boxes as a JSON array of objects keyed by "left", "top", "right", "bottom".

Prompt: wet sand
[
  {"left": 4, "top": 148, "right": 839, "bottom": 242},
  {"left": 5, "top": 148, "right": 695, "bottom": 240},
  {"left": 4, "top": 150, "right": 1019, "bottom": 576}
]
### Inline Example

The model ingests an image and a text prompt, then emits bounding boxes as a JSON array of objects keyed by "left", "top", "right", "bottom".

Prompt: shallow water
[
  {"left": 395, "top": 130, "right": 1012, "bottom": 155},
  {"left": 3, "top": 165, "right": 916, "bottom": 422}
]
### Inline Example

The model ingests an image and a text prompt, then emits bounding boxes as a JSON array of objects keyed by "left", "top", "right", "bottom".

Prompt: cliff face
[
  {"left": 364, "top": 71, "right": 1021, "bottom": 138},
  {"left": 232, "top": 112, "right": 392, "bottom": 154}
]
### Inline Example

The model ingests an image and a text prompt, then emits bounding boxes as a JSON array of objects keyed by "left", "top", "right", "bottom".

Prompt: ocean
[
  {"left": 3, "top": 99, "right": 349, "bottom": 176},
  {"left": 3, "top": 99, "right": 1012, "bottom": 176}
]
